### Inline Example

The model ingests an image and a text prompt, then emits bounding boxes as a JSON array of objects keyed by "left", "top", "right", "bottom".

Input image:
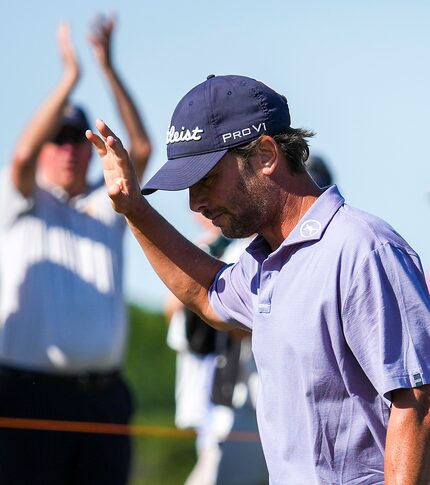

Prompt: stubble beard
[{"left": 217, "top": 169, "right": 277, "bottom": 239}]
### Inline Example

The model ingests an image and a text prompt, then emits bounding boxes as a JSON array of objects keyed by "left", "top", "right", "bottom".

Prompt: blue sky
[{"left": 2, "top": 1, "right": 429, "bottom": 309}]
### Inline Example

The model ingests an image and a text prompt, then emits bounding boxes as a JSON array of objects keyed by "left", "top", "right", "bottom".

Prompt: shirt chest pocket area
[{"left": 253, "top": 269, "right": 331, "bottom": 360}]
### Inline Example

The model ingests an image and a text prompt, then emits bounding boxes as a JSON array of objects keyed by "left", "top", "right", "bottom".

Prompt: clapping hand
[
  {"left": 58, "top": 22, "right": 80, "bottom": 82},
  {"left": 88, "top": 14, "right": 115, "bottom": 70}
]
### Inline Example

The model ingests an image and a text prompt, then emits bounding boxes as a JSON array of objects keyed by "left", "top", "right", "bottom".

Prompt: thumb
[{"left": 107, "top": 182, "right": 121, "bottom": 198}]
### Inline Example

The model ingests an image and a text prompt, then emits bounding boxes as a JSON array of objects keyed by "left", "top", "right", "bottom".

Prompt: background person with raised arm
[
  {"left": 88, "top": 74, "right": 430, "bottom": 484},
  {"left": 0, "top": 15, "right": 151, "bottom": 485}
]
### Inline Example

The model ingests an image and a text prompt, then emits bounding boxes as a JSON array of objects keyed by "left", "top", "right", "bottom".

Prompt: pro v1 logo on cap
[{"left": 221, "top": 123, "right": 267, "bottom": 144}]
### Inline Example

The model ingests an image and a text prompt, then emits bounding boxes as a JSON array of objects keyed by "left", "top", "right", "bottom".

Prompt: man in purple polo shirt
[{"left": 87, "top": 75, "right": 430, "bottom": 484}]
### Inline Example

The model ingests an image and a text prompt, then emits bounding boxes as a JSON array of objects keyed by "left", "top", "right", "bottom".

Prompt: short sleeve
[
  {"left": 78, "top": 179, "right": 125, "bottom": 230},
  {"left": 0, "top": 168, "right": 34, "bottom": 227},
  {"left": 343, "top": 243, "right": 430, "bottom": 402},
  {"left": 209, "top": 255, "right": 255, "bottom": 330}
]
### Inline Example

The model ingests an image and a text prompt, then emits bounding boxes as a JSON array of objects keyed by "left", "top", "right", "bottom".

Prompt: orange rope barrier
[{"left": 0, "top": 417, "right": 260, "bottom": 442}]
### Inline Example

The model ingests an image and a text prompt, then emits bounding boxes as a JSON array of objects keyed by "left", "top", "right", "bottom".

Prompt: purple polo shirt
[{"left": 209, "top": 185, "right": 430, "bottom": 485}]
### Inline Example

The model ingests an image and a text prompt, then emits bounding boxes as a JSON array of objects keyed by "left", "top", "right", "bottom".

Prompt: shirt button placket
[{"left": 258, "top": 268, "right": 274, "bottom": 314}]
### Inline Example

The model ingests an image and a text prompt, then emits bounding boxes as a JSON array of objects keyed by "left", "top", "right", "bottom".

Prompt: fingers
[
  {"left": 95, "top": 119, "right": 125, "bottom": 152},
  {"left": 87, "top": 119, "right": 127, "bottom": 158},
  {"left": 105, "top": 14, "right": 116, "bottom": 35},
  {"left": 87, "top": 116, "right": 140, "bottom": 215},
  {"left": 57, "top": 20, "right": 80, "bottom": 76},
  {"left": 95, "top": 118, "right": 116, "bottom": 138},
  {"left": 107, "top": 182, "right": 121, "bottom": 198},
  {"left": 57, "top": 21, "right": 71, "bottom": 43},
  {"left": 90, "top": 13, "right": 115, "bottom": 42},
  {"left": 58, "top": 21, "right": 74, "bottom": 53},
  {"left": 85, "top": 130, "right": 106, "bottom": 155}
]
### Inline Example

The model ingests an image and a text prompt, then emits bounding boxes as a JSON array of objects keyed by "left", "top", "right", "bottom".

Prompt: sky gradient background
[{"left": 2, "top": 1, "right": 429, "bottom": 309}]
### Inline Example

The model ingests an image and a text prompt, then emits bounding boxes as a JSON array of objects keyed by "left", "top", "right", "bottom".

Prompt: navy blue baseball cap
[
  {"left": 60, "top": 105, "right": 90, "bottom": 132},
  {"left": 142, "top": 74, "right": 291, "bottom": 195}
]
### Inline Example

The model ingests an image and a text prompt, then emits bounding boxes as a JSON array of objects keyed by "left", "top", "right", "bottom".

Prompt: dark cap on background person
[
  {"left": 307, "top": 155, "right": 333, "bottom": 187},
  {"left": 51, "top": 105, "right": 91, "bottom": 145},
  {"left": 142, "top": 74, "right": 291, "bottom": 195},
  {"left": 60, "top": 105, "right": 90, "bottom": 132}
]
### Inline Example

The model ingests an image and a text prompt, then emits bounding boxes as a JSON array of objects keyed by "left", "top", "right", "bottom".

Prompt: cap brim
[
  {"left": 141, "top": 150, "right": 227, "bottom": 195},
  {"left": 58, "top": 123, "right": 87, "bottom": 133}
]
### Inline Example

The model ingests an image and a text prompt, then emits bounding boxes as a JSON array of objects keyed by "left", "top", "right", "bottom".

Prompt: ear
[{"left": 255, "top": 135, "right": 279, "bottom": 175}]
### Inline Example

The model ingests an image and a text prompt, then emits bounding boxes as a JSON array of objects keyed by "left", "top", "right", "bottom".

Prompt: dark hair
[{"left": 230, "top": 128, "right": 315, "bottom": 173}]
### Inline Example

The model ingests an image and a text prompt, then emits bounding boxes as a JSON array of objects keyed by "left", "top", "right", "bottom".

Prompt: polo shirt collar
[
  {"left": 38, "top": 176, "right": 93, "bottom": 205},
  {"left": 247, "top": 185, "right": 345, "bottom": 260},
  {"left": 281, "top": 184, "right": 344, "bottom": 247}
]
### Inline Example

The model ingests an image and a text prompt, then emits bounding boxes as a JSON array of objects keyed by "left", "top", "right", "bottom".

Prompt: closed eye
[{"left": 200, "top": 173, "right": 217, "bottom": 187}]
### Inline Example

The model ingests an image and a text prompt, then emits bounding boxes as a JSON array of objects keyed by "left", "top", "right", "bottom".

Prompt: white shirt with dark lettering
[{"left": 0, "top": 169, "right": 126, "bottom": 373}]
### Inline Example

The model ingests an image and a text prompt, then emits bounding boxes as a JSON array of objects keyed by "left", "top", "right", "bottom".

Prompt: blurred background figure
[
  {"left": 166, "top": 213, "right": 270, "bottom": 485},
  {"left": 165, "top": 213, "right": 234, "bottom": 485},
  {"left": 0, "top": 15, "right": 151, "bottom": 485},
  {"left": 427, "top": 186, "right": 430, "bottom": 291},
  {"left": 214, "top": 237, "right": 268, "bottom": 485},
  {"left": 307, "top": 154, "right": 334, "bottom": 187}
]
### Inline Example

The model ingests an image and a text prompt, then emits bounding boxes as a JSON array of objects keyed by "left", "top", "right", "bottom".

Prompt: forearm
[
  {"left": 385, "top": 389, "right": 430, "bottom": 484},
  {"left": 87, "top": 119, "right": 231, "bottom": 330},
  {"left": 125, "top": 198, "right": 229, "bottom": 328},
  {"left": 103, "top": 66, "right": 151, "bottom": 178},
  {"left": 11, "top": 70, "right": 78, "bottom": 195}
]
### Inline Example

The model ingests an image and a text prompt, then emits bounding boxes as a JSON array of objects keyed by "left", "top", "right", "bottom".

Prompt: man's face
[
  {"left": 189, "top": 151, "right": 278, "bottom": 239},
  {"left": 38, "top": 127, "right": 92, "bottom": 196}
]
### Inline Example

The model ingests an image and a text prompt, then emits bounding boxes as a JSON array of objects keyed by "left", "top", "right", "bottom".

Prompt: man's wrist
[{"left": 124, "top": 194, "right": 151, "bottom": 221}]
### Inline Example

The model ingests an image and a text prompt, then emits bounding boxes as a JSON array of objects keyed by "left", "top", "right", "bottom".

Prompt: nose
[
  {"left": 60, "top": 143, "right": 75, "bottom": 153},
  {"left": 189, "top": 183, "right": 208, "bottom": 213}
]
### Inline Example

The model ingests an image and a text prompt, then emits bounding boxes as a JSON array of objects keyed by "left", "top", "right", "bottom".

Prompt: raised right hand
[{"left": 86, "top": 119, "right": 143, "bottom": 215}]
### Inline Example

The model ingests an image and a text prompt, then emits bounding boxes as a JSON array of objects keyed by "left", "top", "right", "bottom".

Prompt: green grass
[{"left": 124, "top": 304, "right": 196, "bottom": 484}]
